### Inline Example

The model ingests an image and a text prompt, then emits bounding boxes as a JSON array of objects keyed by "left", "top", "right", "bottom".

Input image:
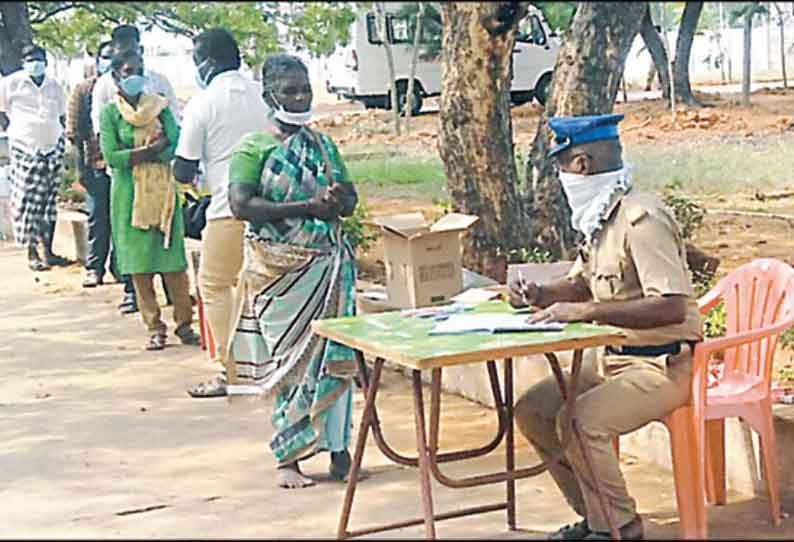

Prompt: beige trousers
[
  {"left": 197, "top": 217, "right": 245, "bottom": 371},
  {"left": 514, "top": 348, "right": 692, "bottom": 532},
  {"left": 132, "top": 271, "right": 194, "bottom": 337}
]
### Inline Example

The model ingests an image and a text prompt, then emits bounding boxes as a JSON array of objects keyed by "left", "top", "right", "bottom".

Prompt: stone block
[{"left": 52, "top": 210, "right": 88, "bottom": 264}]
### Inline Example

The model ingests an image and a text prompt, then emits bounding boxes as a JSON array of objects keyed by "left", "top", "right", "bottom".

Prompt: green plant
[
  {"left": 342, "top": 200, "right": 378, "bottom": 253},
  {"left": 703, "top": 302, "right": 727, "bottom": 339},
  {"left": 502, "top": 245, "right": 553, "bottom": 265},
  {"left": 779, "top": 328, "right": 794, "bottom": 352},
  {"left": 661, "top": 184, "right": 706, "bottom": 241}
]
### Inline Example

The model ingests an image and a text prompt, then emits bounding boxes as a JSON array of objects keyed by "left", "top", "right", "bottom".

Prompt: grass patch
[
  {"left": 625, "top": 134, "right": 794, "bottom": 195},
  {"left": 347, "top": 154, "right": 448, "bottom": 202}
]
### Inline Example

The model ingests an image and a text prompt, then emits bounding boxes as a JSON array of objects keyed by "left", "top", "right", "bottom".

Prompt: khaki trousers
[
  {"left": 514, "top": 348, "right": 692, "bottom": 532},
  {"left": 197, "top": 218, "right": 245, "bottom": 371},
  {"left": 132, "top": 271, "right": 194, "bottom": 337}
]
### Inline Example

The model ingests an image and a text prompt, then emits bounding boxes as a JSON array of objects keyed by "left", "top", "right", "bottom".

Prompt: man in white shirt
[
  {"left": 173, "top": 28, "right": 271, "bottom": 398},
  {"left": 0, "top": 44, "right": 68, "bottom": 271},
  {"left": 91, "top": 24, "right": 180, "bottom": 314}
]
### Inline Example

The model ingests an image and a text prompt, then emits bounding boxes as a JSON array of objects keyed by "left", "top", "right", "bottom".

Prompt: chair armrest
[
  {"left": 697, "top": 287, "right": 723, "bottom": 315},
  {"left": 695, "top": 320, "right": 794, "bottom": 358}
]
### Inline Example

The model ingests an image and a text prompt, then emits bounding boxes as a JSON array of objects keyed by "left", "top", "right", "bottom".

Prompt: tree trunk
[
  {"left": 775, "top": 2, "right": 787, "bottom": 88},
  {"left": 405, "top": 2, "right": 424, "bottom": 134},
  {"left": 639, "top": 4, "right": 671, "bottom": 99},
  {"left": 0, "top": 2, "right": 33, "bottom": 76},
  {"left": 438, "top": 2, "right": 529, "bottom": 282},
  {"left": 673, "top": 2, "right": 704, "bottom": 105},
  {"left": 523, "top": 2, "right": 646, "bottom": 261},
  {"left": 743, "top": 9, "right": 754, "bottom": 105},
  {"left": 375, "top": 2, "right": 401, "bottom": 135}
]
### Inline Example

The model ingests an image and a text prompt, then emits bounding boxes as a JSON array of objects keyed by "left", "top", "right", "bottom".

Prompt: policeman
[{"left": 510, "top": 114, "right": 702, "bottom": 540}]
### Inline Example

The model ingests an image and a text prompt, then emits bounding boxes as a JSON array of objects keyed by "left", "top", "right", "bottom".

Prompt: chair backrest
[{"left": 704, "top": 258, "right": 794, "bottom": 387}]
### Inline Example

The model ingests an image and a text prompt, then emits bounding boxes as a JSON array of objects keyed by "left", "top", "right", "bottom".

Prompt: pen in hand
[{"left": 519, "top": 269, "right": 529, "bottom": 306}]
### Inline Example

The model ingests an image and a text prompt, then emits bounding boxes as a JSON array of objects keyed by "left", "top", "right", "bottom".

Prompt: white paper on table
[
  {"left": 451, "top": 288, "right": 502, "bottom": 305},
  {"left": 428, "top": 314, "right": 565, "bottom": 335}
]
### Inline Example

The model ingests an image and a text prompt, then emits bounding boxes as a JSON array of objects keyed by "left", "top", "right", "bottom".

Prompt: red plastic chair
[{"left": 698, "top": 258, "right": 794, "bottom": 527}]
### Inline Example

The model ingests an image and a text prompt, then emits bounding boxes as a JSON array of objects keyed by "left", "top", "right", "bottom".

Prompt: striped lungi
[{"left": 9, "top": 138, "right": 65, "bottom": 247}]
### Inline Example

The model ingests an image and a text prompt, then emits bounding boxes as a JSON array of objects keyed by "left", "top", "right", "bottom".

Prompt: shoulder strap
[{"left": 305, "top": 128, "right": 336, "bottom": 186}]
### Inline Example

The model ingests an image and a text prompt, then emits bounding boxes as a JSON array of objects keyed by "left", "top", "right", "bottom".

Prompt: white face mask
[
  {"left": 269, "top": 91, "right": 312, "bottom": 126},
  {"left": 558, "top": 166, "right": 632, "bottom": 240}
]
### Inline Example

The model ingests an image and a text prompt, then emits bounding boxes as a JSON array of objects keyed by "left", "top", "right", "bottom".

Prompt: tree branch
[{"left": 29, "top": 2, "right": 79, "bottom": 24}]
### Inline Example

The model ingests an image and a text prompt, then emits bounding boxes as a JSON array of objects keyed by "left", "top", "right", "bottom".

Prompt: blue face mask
[
  {"left": 23, "top": 60, "right": 46, "bottom": 78},
  {"left": 119, "top": 74, "right": 145, "bottom": 96},
  {"left": 194, "top": 58, "right": 212, "bottom": 90},
  {"left": 97, "top": 58, "right": 112, "bottom": 76}
]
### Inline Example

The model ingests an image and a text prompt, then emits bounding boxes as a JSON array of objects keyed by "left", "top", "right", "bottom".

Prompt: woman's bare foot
[
  {"left": 329, "top": 450, "right": 369, "bottom": 482},
  {"left": 276, "top": 462, "right": 315, "bottom": 489}
]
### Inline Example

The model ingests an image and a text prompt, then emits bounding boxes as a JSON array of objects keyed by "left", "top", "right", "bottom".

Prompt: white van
[{"left": 325, "top": 4, "right": 560, "bottom": 115}]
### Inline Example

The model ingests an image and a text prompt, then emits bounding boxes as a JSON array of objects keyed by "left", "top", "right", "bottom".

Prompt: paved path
[{"left": 0, "top": 241, "right": 791, "bottom": 538}]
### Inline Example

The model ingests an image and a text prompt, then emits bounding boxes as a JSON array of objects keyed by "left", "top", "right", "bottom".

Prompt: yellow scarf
[{"left": 116, "top": 94, "right": 176, "bottom": 249}]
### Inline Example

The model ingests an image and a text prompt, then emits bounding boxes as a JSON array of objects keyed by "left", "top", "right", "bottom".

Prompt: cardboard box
[{"left": 374, "top": 212, "right": 479, "bottom": 309}]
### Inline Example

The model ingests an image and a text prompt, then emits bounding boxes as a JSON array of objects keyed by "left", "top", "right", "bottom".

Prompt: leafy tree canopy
[{"left": 27, "top": 1, "right": 356, "bottom": 68}]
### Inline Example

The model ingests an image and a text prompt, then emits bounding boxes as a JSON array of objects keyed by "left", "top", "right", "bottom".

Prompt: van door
[{"left": 511, "top": 12, "right": 557, "bottom": 92}]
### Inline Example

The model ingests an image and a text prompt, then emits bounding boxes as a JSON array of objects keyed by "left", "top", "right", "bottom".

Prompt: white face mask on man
[{"left": 558, "top": 166, "right": 632, "bottom": 240}]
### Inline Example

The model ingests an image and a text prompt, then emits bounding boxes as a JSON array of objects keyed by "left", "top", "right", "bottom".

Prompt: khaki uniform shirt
[{"left": 567, "top": 188, "right": 702, "bottom": 354}]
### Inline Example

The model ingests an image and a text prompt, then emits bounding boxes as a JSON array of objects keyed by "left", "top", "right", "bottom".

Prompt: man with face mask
[
  {"left": 173, "top": 28, "right": 271, "bottom": 398},
  {"left": 509, "top": 114, "right": 702, "bottom": 540},
  {"left": 0, "top": 44, "right": 68, "bottom": 271},
  {"left": 66, "top": 40, "right": 114, "bottom": 287}
]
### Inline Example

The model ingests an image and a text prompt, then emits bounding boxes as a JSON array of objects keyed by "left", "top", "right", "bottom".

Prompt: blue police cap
[{"left": 547, "top": 113, "right": 625, "bottom": 157}]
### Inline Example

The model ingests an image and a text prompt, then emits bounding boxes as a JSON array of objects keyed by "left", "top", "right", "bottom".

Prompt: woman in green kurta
[{"left": 99, "top": 48, "right": 199, "bottom": 351}]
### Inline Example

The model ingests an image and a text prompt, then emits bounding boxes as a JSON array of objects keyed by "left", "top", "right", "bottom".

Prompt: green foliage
[
  {"left": 532, "top": 2, "right": 576, "bottom": 34},
  {"left": 28, "top": 2, "right": 356, "bottom": 69},
  {"left": 780, "top": 328, "right": 794, "bottom": 352},
  {"left": 498, "top": 245, "right": 553, "bottom": 265},
  {"left": 726, "top": 2, "right": 767, "bottom": 27},
  {"left": 661, "top": 181, "right": 705, "bottom": 241},
  {"left": 703, "top": 302, "right": 727, "bottom": 338},
  {"left": 341, "top": 200, "right": 378, "bottom": 252}
]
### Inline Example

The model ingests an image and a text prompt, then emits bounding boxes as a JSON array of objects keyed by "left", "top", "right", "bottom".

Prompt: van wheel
[
  {"left": 534, "top": 72, "right": 553, "bottom": 106},
  {"left": 394, "top": 82, "right": 423, "bottom": 116}
]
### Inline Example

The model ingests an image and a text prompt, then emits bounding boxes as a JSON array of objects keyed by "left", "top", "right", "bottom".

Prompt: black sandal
[
  {"left": 45, "top": 254, "right": 72, "bottom": 267},
  {"left": 145, "top": 333, "right": 167, "bottom": 351}
]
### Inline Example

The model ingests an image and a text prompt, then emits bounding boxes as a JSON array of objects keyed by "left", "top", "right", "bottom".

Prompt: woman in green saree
[{"left": 227, "top": 54, "right": 360, "bottom": 489}]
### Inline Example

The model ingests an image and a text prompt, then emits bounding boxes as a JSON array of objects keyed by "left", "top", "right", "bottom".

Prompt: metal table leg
[
  {"left": 504, "top": 358, "right": 516, "bottom": 530},
  {"left": 412, "top": 369, "right": 437, "bottom": 539},
  {"left": 336, "top": 356, "right": 384, "bottom": 540}
]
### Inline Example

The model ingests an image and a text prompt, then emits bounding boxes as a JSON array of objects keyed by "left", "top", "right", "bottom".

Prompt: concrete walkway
[{"left": 0, "top": 240, "right": 792, "bottom": 539}]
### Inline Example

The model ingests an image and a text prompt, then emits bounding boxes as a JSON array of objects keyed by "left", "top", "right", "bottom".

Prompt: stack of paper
[
  {"left": 428, "top": 314, "right": 565, "bottom": 336},
  {"left": 452, "top": 287, "right": 502, "bottom": 304}
]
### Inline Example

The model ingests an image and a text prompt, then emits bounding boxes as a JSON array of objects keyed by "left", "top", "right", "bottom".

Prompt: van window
[
  {"left": 516, "top": 14, "right": 547, "bottom": 46},
  {"left": 366, "top": 13, "right": 383, "bottom": 45},
  {"left": 366, "top": 11, "right": 439, "bottom": 45}
]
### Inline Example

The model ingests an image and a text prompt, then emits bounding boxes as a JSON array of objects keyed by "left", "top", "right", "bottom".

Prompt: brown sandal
[{"left": 145, "top": 333, "right": 167, "bottom": 351}]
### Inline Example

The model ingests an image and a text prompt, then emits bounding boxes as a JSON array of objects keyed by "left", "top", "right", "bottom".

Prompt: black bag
[{"left": 182, "top": 192, "right": 211, "bottom": 240}]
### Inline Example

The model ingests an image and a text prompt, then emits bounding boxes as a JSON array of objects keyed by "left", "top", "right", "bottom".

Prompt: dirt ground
[{"left": 4, "top": 241, "right": 794, "bottom": 539}]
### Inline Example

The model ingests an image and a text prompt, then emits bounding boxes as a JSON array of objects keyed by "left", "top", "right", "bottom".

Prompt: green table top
[{"left": 312, "top": 301, "right": 626, "bottom": 370}]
